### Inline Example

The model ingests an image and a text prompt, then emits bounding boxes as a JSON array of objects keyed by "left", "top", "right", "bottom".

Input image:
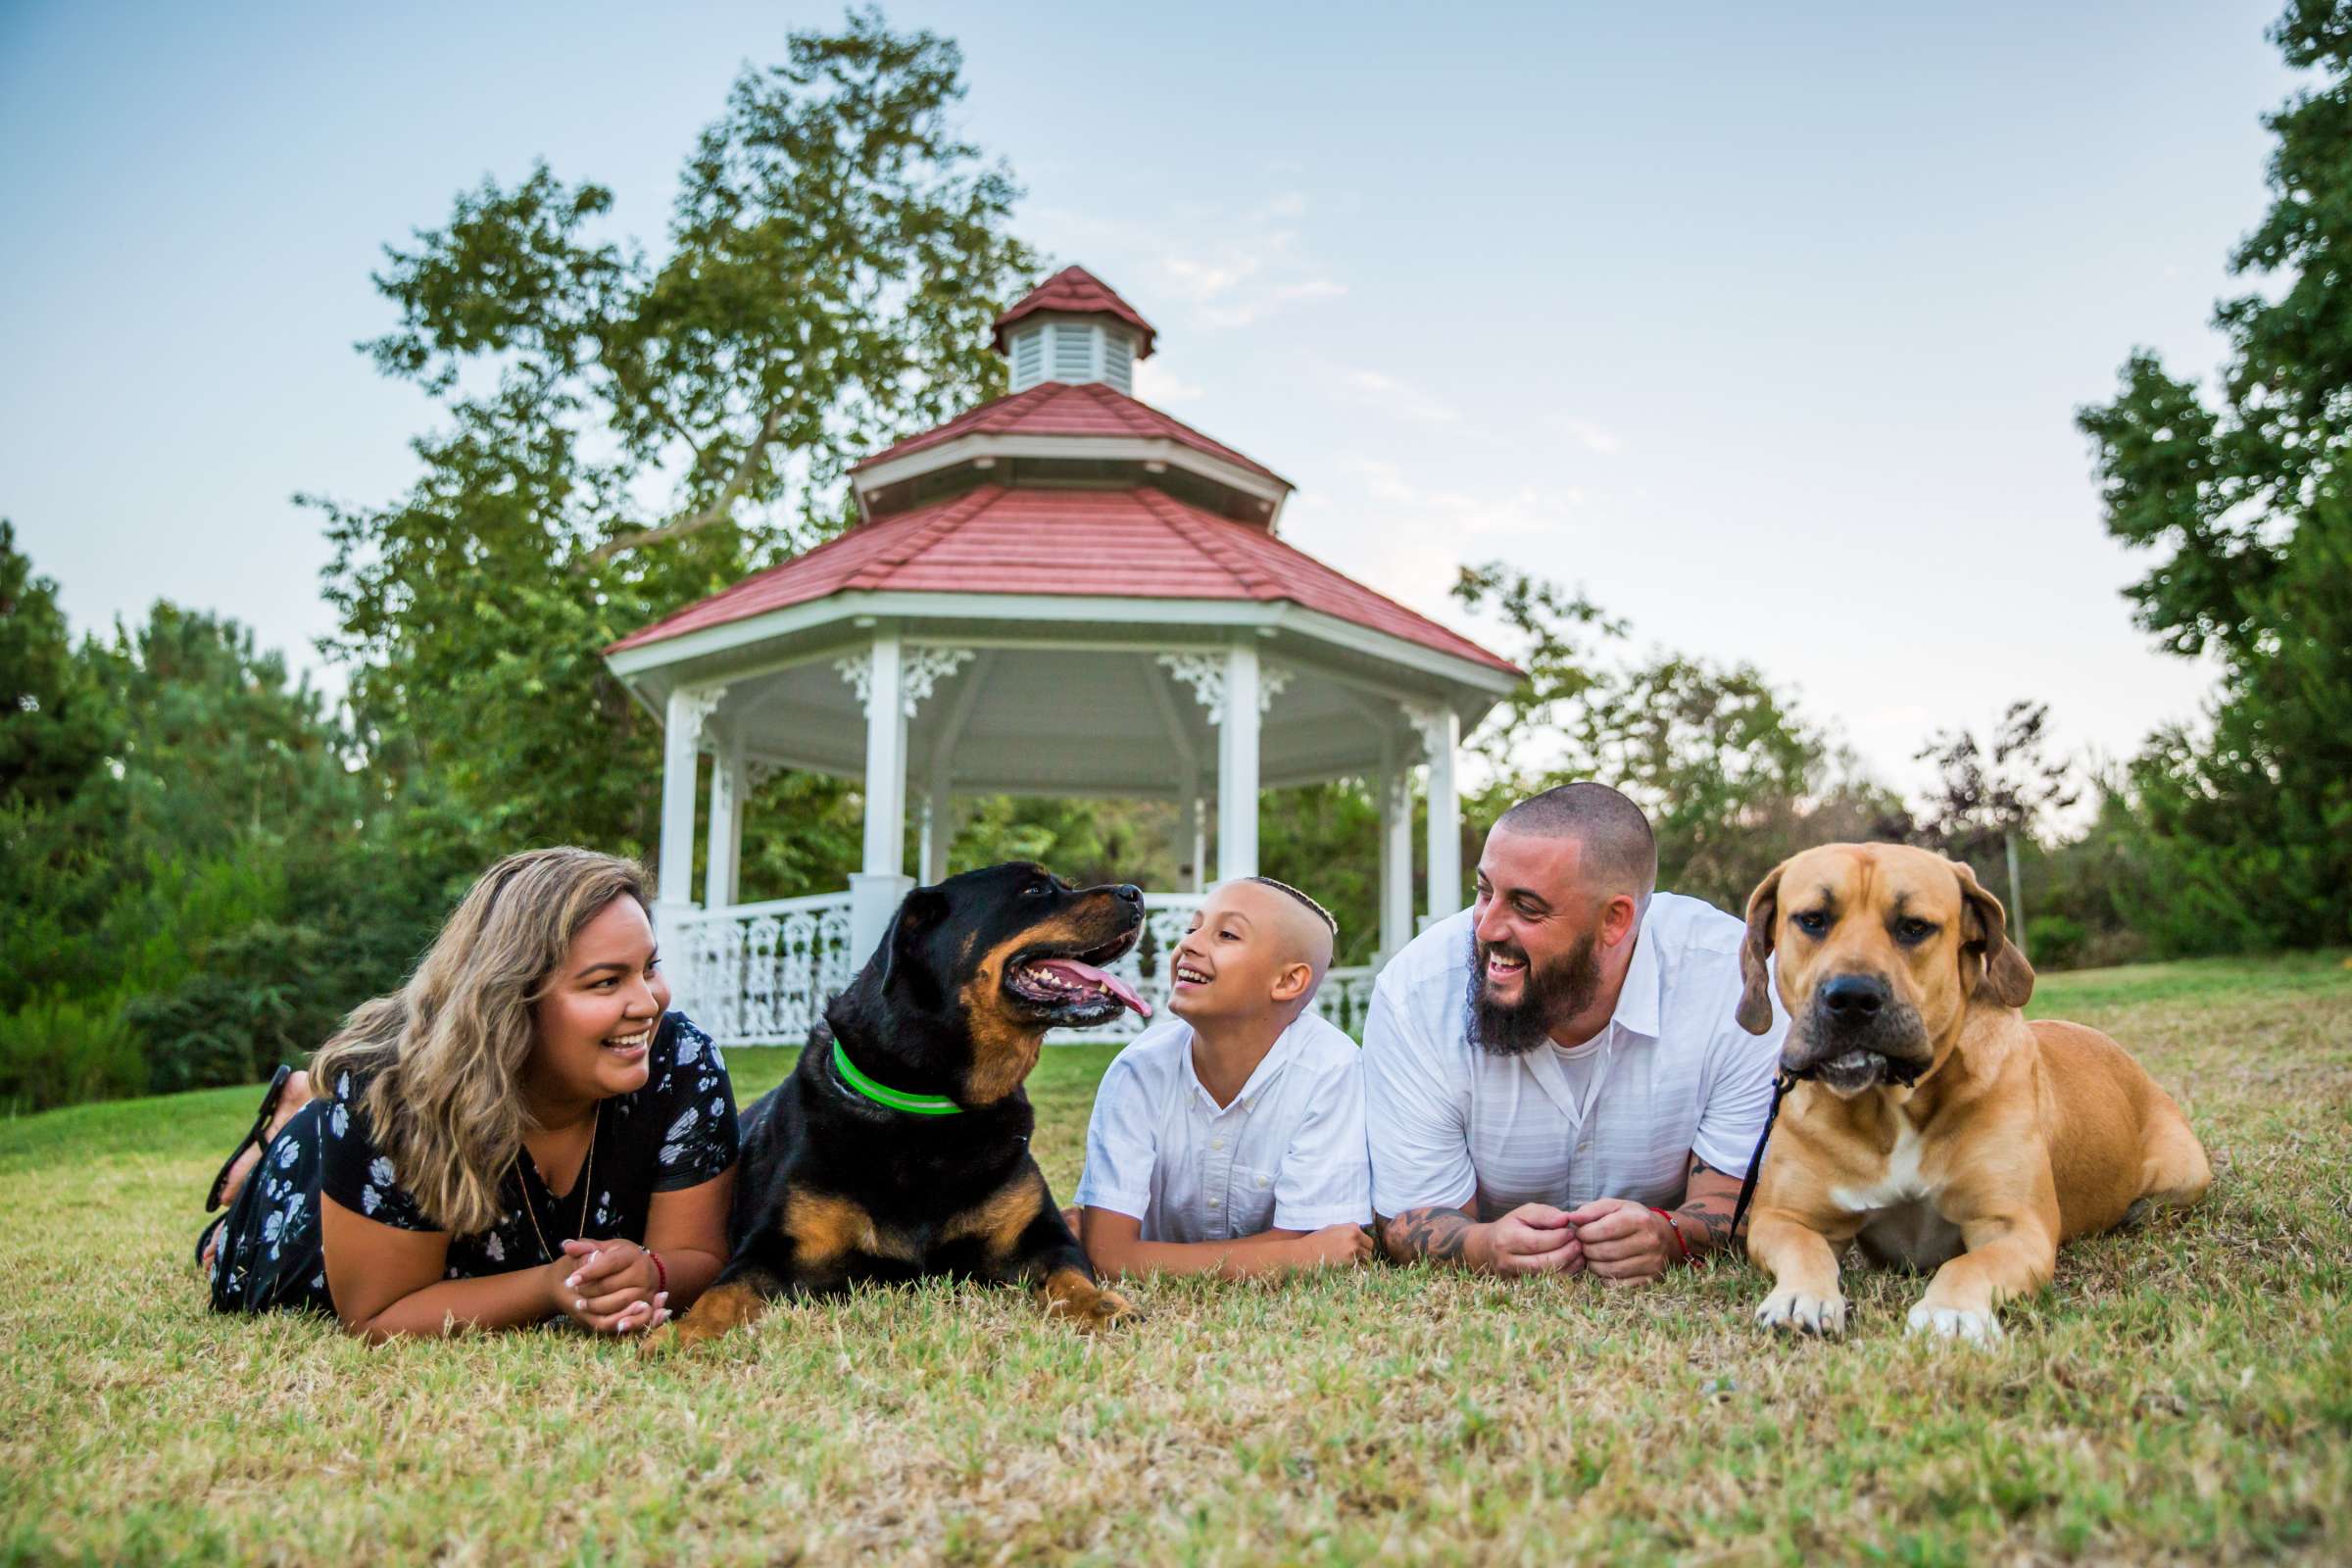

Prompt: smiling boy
[{"left": 1070, "top": 878, "right": 1373, "bottom": 1278}]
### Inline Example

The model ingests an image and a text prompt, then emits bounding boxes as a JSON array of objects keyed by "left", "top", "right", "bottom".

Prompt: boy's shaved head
[{"left": 1213, "top": 878, "right": 1335, "bottom": 989}]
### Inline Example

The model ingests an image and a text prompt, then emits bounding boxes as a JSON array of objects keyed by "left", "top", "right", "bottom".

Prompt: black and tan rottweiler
[{"left": 654, "top": 862, "right": 1153, "bottom": 1350}]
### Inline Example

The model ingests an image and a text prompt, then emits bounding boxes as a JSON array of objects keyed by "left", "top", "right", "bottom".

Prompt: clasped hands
[
  {"left": 546, "top": 1238, "right": 671, "bottom": 1334},
  {"left": 1477, "top": 1198, "right": 1679, "bottom": 1284}
]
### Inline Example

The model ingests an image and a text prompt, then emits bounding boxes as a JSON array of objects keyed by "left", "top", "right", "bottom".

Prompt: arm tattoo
[
  {"left": 1376, "top": 1206, "right": 1475, "bottom": 1266},
  {"left": 1674, "top": 1153, "right": 1740, "bottom": 1255}
]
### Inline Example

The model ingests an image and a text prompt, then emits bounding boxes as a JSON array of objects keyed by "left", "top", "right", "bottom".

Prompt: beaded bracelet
[
  {"left": 1649, "top": 1206, "right": 1692, "bottom": 1265},
  {"left": 646, "top": 1247, "right": 668, "bottom": 1297}
]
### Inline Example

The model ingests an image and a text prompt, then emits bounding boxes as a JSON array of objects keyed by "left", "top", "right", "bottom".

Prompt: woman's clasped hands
[{"left": 551, "top": 1238, "right": 670, "bottom": 1334}]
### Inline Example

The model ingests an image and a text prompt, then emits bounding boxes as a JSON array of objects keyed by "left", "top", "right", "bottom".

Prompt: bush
[
  {"left": 0, "top": 993, "right": 146, "bottom": 1112},
  {"left": 2026, "top": 914, "right": 2088, "bottom": 971}
]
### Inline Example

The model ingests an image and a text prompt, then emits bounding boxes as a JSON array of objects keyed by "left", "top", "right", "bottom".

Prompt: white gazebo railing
[{"left": 667, "top": 891, "right": 1377, "bottom": 1049}]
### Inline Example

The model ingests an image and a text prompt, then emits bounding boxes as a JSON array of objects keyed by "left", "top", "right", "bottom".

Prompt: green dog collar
[{"left": 831, "top": 1038, "right": 962, "bottom": 1116}]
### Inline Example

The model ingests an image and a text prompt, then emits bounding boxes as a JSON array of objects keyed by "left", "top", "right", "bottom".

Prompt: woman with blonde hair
[{"left": 196, "top": 847, "right": 738, "bottom": 1340}]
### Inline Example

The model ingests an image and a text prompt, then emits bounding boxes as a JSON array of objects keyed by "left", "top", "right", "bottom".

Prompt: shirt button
[
  {"left": 1212, "top": 1138, "right": 1225, "bottom": 1151},
  {"left": 1207, "top": 1198, "right": 1221, "bottom": 1208},
  {"left": 1256, "top": 1176, "right": 1269, "bottom": 1188}
]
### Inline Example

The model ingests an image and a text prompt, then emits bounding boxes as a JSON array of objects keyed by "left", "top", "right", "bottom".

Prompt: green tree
[
  {"left": 1454, "top": 562, "right": 1902, "bottom": 911},
  {"left": 1911, "top": 701, "right": 2079, "bottom": 957},
  {"left": 0, "top": 519, "right": 110, "bottom": 810},
  {"left": 0, "top": 540, "right": 437, "bottom": 1104},
  {"left": 2076, "top": 0, "right": 2352, "bottom": 952},
  {"left": 312, "top": 10, "right": 1039, "bottom": 872}
]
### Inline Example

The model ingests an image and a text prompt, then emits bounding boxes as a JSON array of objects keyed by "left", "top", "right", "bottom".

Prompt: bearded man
[{"left": 1364, "top": 783, "right": 1786, "bottom": 1282}]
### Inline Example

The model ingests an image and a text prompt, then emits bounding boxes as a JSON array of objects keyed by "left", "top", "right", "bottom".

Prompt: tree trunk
[{"left": 2004, "top": 829, "right": 2029, "bottom": 963}]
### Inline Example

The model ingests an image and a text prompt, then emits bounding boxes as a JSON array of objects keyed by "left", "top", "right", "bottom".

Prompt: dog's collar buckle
[{"left": 831, "top": 1038, "right": 963, "bottom": 1117}]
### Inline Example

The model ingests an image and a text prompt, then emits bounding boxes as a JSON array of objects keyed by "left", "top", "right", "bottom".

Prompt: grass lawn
[{"left": 5, "top": 955, "right": 2348, "bottom": 1565}]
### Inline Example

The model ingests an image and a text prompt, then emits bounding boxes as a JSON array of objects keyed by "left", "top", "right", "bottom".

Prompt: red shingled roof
[
  {"left": 993, "top": 265, "right": 1156, "bottom": 357},
  {"left": 606, "top": 485, "right": 1520, "bottom": 675},
  {"left": 849, "top": 379, "right": 1289, "bottom": 487}
]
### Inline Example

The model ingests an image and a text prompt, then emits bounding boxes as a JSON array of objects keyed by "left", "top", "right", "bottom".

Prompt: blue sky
[{"left": 0, "top": 2, "right": 2297, "bottom": 798}]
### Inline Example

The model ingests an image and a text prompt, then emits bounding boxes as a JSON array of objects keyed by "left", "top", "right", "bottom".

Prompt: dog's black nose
[
  {"left": 1111, "top": 883, "right": 1143, "bottom": 905},
  {"left": 1819, "top": 974, "right": 1887, "bottom": 1019}
]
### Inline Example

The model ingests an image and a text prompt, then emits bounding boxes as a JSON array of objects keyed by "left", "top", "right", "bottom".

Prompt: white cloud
[
  {"left": 1344, "top": 368, "right": 1459, "bottom": 425},
  {"left": 1342, "top": 459, "right": 1584, "bottom": 539},
  {"left": 1133, "top": 359, "right": 1203, "bottom": 404},
  {"left": 1027, "top": 193, "right": 1348, "bottom": 332},
  {"left": 1557, "top": 416, "right": 1623, "bottom": 455}
]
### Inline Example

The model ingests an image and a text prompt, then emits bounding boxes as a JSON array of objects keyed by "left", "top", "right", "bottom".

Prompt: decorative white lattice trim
[
  {"left": 901, "top": 647, "right": 976, "bottom": 716},
  {"left": 1156, "top": 653, "right": 1224, "bottom": 713},
  {"left": 836, "top": 646, "right": 976, "bottom": 718},
  {"left": 1401, "top": 699, "right": 1455, "bottom": 759},
  {"left": 832, "top": 656, "right": 873, "bottom": 713},
  {"left": 1157, "top": 653, "right": 1290, "bottom": 723},
  {"left": 670, "top": 684, "right": 725, "bottom": 739}
]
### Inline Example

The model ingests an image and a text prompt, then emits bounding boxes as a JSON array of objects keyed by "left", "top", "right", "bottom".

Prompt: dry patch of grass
[{"left": 4, "top": 956, "right": 2347, "bottom": 1564}]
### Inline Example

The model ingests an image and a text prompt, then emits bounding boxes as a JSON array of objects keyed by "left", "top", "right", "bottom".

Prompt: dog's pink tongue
[{"left": 1038, "top": 958, "right": 1152, "bottom": 1018}]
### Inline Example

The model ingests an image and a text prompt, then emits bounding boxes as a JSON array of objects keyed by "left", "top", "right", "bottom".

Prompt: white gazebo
[{"left": 604, "top": 266, "right": 1520, "bottom": 1046}]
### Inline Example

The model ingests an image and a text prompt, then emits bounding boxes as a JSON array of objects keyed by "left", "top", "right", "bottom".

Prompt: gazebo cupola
[
  {"left": 995, "top": 265, "right": 1156, "bottom": 395},
  {"left": 851, "top": 268, "right": 1289, "bottom": 531},
  {"left": 605, "top": 265, "right": 1521, "bottom": 1050}
]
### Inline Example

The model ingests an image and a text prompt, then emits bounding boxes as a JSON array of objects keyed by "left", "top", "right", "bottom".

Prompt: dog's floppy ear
[
  {"left": 1736, "top": 862, "right": 1786, "bottom": 1035},
  {"left": 874, "top": 884, "right": 951, "bottom": 1009},
  {"left": 1953, "top": 859, "right": 2034, "bottom": 1009}
]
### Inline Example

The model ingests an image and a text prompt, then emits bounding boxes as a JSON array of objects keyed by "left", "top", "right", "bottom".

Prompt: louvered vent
[
  {"left": 1102, "top": 331, "right": 1134, "bottom": 394},
  {"left": 1053, "top": 323, "right": 1095, "bottom": 382},
  {"left": 1010, "top": 325, "right": 1046, "bottom": 391}
]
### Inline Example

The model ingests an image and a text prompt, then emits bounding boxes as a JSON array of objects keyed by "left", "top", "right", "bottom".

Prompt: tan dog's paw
[
  {"left": 1755, "top": 1287, "right": 1847, "bottom": 1337},
  {"left": 1905, "top": 1302, "right": 2002, "bottom": 1345},
  {"left": 1036, "top": 1267, "right": 1144, "bottom": 1334}
]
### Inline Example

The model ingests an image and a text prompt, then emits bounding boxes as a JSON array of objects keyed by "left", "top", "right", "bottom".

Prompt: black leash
[
  {"left": 1732, "top": 1054, "right": 1928, "bottom": 1242},
  {"left": 1731, "top": 1071, "right": 1800, "bottom": 1244}
]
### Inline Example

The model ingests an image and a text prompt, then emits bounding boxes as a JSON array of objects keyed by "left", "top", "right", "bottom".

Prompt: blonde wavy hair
[{"left": 309, "top": 847, "right": 655, "bottom": 1236}]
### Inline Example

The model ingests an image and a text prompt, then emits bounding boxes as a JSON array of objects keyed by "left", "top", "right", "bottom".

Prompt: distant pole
[{"left": 2004, "top": 829, "right": 2029, "bottom": 963}]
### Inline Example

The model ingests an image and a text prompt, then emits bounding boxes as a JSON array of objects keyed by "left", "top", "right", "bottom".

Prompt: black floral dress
[{"left": 204, "top": 1011, "right": 738, "bottom": 1316}]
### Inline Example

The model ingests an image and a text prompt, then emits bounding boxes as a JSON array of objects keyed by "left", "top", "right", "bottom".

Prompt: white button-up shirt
[
  {"left": 1076, "top": 1010, "right": 1371, "bottom": 1243},
  {"left": 1361, "top": 893, "right": 1786, "bottom": 1220}
]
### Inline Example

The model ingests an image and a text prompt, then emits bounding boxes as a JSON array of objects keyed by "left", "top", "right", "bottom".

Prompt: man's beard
[{"left": 1465, "top": 926, "right": 1603, "bottom": 1056}]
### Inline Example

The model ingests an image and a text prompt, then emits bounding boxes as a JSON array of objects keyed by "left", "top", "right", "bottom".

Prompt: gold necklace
[{"left": 515, "top": 1101, "right": 601, "bottom": 1264}]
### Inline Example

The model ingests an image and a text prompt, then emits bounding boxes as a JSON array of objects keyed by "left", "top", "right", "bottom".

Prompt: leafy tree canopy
[
  {"left": 2077, "top": 0, "right": 2352, "bottom": 949},
  {"left": 311, "top": 9, "right": 1038, "bottom": 869}
]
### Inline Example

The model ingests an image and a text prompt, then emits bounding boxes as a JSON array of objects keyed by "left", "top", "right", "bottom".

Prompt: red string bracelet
[
  {"left": 1650, "top": 1207, "right": 1692, "bottom": 1265},
  {"left": 646, "top": 1247, "right": 668, "bottom": 1296}
]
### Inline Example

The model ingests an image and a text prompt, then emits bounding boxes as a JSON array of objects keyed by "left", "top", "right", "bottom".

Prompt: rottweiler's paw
[
  {"left": 1036, "top": 1268, "right": 1143, "bottom": 1334},
  {"left": 1755, "top": 1287, "right": 1847, "bottom": 1337},
  {"left": 1905, "top": 1302, "right": 2002, "bottom": 1345}
]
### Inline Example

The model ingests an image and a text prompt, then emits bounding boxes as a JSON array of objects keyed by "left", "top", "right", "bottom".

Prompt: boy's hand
[{"left": 1291, "top": 1223, "right": 1374, "bottom": 1268}]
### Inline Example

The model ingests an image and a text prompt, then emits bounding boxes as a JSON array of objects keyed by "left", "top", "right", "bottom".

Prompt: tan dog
[{"left": 1735, "top": 844, "right": 2209, "bottom": 1343}]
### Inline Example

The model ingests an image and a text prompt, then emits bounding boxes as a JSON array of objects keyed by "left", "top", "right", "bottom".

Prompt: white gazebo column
[
  {"left": 1217, "top": 641, "right": 1261, "bottom": 880},
  {"left": 703, "top": 724, "right": 748, "bottom": 910},
  {"left": 1378, "top": 737, "right": 1413, "bottom": 959},
  {"left": 840, "top": 640, "right": 975, "bottom": 959},
  {"left": 1189, "top": 787, "right": 1208, "bottom": 893},
  {"left": 657, "top": 684, "right": 723, "bottom": 919},
  {"left": 847, "top": 633, "right": 910, "bottom": 963},
  {"left": 918, "top": 764, "right": 956, "bottom": 886},
  {"left": 1407, "top": 701, "right": 1461, "bottom": 923}
]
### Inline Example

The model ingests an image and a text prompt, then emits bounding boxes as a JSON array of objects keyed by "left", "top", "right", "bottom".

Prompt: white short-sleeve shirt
[
  {"left": 1075, "top": 1009, "right": 1371, "bottom": 1243},
  {"left": 1361, "top": 893, "right": 1788, "bottom": 1220}
]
